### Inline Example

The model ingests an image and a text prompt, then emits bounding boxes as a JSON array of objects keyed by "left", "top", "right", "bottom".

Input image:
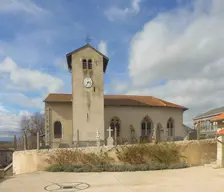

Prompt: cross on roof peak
[{"left": 85, "top": 35, "right": 92, "bottom": 44}]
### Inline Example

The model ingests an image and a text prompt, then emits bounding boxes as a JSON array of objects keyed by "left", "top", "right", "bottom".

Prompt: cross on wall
[{"left": 107, "top": 126, "right": 113, "bottom": 138}]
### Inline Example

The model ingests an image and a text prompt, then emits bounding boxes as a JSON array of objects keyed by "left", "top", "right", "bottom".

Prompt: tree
[
  {"left": 20, "top": 112, "right": 45, "bottom": 149},
  {"left": 20, "top": 112, "right": 44, "bottom": 136}
]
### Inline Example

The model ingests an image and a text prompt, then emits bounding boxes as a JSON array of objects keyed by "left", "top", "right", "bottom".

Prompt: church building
[{"left": 44, "top": 44, "right": 188, "bottom": 148}]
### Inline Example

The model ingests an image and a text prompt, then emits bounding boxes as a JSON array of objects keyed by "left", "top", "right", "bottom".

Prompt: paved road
[{"left": 0, "top": 166, "right": 224, "bottom": 192}]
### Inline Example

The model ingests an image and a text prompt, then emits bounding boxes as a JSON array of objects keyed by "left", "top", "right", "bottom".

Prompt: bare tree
[
  {"left": 20, "top": 112, "right": 44, "bottom": 136},
  {"left": 20, "top": 112, "right": 45, "bottom": 149}
]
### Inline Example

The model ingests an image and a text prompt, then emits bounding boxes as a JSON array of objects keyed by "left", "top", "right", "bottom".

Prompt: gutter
[{"left": 193, "top": 112, "right": 222, "bottom": 121}]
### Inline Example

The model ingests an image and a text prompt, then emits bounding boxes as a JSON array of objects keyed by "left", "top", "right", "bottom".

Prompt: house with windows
[
  {"left": 193, "top": 106, "right": 224, "bottom": 138},
  {"left": 0, "top": 147, "right": 13, "bottom": 168},
  {"left": 44, "top": 43, "right": 188, "bottom": 148}
]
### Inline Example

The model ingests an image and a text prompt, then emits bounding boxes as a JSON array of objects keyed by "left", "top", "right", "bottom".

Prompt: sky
[{"left": 0, "top": 0, "right": 224, "bottom": 140}]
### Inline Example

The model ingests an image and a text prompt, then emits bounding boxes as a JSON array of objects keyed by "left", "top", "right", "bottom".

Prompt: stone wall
[{"left": 13, "top": 139, "right": 217, "bottom": 175}]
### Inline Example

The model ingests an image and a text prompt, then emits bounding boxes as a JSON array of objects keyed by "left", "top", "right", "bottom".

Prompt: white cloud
[
  {"left": 0, "top": 93, "right": 43, "bottom": 109},
  {"left": 123, "top": 0, "right": 224, "bottom": 126},
  {"left": 0, "top": 0, "right": 48, "bottom": 15},
  {"left": 0, "top": 110, "right": 20, "bottom": 136},
  {"left": 0, "top": 104, "right": 8, "bottom": 113},
  {"left": 0, "top": 108, "right": 35, "bottom": 137},
  {"left": 0, "top": 57, "right": 64, "bottom": 93},
  {"left": 54, "top": 57, "right": 68, "bottom": 70},
  {"left": 0, "top": 57, "right": 64, "bottom": 137},
  {"left": 105, "top": 0, "right": 141, "bottom": 21},
  {"left": 98, "top": 40, "right": 108, "bottom": 56}
]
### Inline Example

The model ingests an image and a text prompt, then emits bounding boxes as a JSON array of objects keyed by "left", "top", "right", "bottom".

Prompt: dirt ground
[{"left": 0, "top": 166, "right": 224, "bottom": 192}]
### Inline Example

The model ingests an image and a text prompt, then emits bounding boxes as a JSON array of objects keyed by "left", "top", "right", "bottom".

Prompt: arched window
[
  {"left": 88, "top": 59, "right": 92, "bottom": 69},
  {"left": 141, "top": 116, "right": 153, "bottom": 136},
  {"left": 110, "top": 117, "right": 120, "bottom": 138},
  {"left": 167, "top": 118, "right": 174, "bottom": 136},
  {"left": 54, "top": 121, "right": 62, "bottom": 139},
  {"left": 82, "top": 59, "right": 87, "bottom": 69}
]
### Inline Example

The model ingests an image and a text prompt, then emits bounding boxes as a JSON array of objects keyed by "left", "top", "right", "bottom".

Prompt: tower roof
[{"left": 66, "top": 44, "right": 109, "bottom": 72}]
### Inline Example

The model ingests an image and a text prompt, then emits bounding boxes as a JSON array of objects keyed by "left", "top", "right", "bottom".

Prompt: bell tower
[{"left": 66, "top": 43, "right": 109, "bottom": 147}]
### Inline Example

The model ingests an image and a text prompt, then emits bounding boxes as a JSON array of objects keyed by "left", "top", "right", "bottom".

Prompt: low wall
[
  {"left": 13, "top": 139, "right": 217, "bottom": 175},
  {"left": 0, "top": 169, "right": 4, "bottom": 179}
]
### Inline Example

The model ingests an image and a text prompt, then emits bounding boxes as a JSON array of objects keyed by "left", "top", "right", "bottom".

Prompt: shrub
[
  {"left": 116, "top": 142, "right": 186, "bottom": 166},
  {"left": 46, "top": 162, "right": 189, "bottom": 173},
  {"left": 46, "top": 164, "right": 64, "bottom": 172},
  {"left": 45, "top": 149, "right": 113, "bottom": 166}
]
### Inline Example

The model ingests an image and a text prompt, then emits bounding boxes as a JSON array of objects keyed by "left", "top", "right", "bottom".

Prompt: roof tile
[
  {"left": 211, "top": 113, "right": 224, "bottom": 122},
  {"left": 44, "top": 94, "right": 188, "bottom": 110}
]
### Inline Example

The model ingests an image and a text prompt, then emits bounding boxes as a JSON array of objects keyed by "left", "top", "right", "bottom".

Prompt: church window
[
  {"left": 88, "top": 59, "right": 92, "bottom": 69},
  {"left": 110, "top": 117, "right": 121, "bottom": 138},
  {"left": 141, "top": 116, "right": 153, "bottom": 137},
  {"left": 167, "top": 118, "right": 174, "bottom": 136},
  {"left": 82, "top": 59, "right": 87, "bottom": 69},
  {"left": 54, "top": 121, "right": 62, "bottom": 139}
]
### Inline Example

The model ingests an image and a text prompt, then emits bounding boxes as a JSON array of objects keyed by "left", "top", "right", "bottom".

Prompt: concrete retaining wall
[{"left": 13, "top": 139, "right": 217, "bottom": 175}]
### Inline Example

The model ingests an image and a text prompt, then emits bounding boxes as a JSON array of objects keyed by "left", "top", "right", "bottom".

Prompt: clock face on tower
[{"left": 83, "top": 77, "right": 93, "bottom": 88}]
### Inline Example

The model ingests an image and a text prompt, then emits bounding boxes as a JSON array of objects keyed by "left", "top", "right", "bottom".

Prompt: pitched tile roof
[
  {"left": 193, "top": 106, "right": 224, "bottom": 120},
  {"left": 211, "top": 113, "right": 224, "bottom": 122},
  {"left": 0, "top": 147, "right": 10, "bottom": 151},
  {"left": 216, "top": 129, "right": 224, "bottom": 135},
  {"left": 44, "top": 93, "right": 188, "bottom": 110}
]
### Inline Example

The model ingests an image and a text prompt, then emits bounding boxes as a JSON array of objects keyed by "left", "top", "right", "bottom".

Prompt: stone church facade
[{"left": 44, "top": 44, "right": 188, "bottom": 148}]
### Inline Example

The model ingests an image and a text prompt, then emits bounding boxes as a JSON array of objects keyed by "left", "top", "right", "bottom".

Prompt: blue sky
[{"left": 1, "top": 0, "right": 224, "bottom": 140}]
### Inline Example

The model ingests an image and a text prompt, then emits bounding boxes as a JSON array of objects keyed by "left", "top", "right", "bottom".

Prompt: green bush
[
  {"left": 46, "top": 162, "right": 189, "bottom": 173},
  {"left": 116, "top": 142, "right": 186, "bottom": 166}
]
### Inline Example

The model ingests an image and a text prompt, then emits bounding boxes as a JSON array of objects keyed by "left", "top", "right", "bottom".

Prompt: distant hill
[
  {"left": 0, "top": 137, "right": 13, "bottom": 142},
  {"left": 0, "top": 140, "right": 13, "bottom": 148}
]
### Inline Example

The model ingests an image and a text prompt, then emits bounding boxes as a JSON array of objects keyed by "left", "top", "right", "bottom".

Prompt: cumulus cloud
[
  {"left": 0, "top": 108, "right": 35, "bottom": 138},
  {"left": 0, "top": 104, "right": 8, "bottom": 113},
  {"left": 0, "top": 0, "right": 48, "bottom": 15},
  {"left": 0, "top": 110, "right": 20, "bottom": 137},
  {"left": 124, "top": 0, "right": 224, "bottom": 126},
  {"left": 105, "top": 0, "right": 141, "bottom": 21},
  {"left": 98, "top": 40, "right": 108, "bottom": 56},
  {"left": 0, "top": 57, "right": 64, "bottom": 93},
  {"left": 0, "top": 57, "right": 64, "bottom": 137}
]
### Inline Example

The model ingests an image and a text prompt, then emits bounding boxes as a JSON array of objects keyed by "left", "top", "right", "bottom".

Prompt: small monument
[
  {"left": 107, "top": 126, "right": 114, "bottom": 146},
  {"left": 96, "top": 129, "right": 100, "bottom": 147}
]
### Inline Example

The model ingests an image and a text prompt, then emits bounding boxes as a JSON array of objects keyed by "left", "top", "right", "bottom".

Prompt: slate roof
[
  {"left": 44, "top": 93, "right": 188, "bottom": 110},
  {"left": 193, "top": 106, "right": 224, "bottom": 120}
]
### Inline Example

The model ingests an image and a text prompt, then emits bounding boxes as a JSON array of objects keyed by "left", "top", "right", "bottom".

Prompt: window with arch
[
  {"left": 82, "top": 59, "right": 87, "bottom": 69},
  {"left": 110, "top": 117, "right": 121, "bottom": 138},
  {"left": 88, "top": 59, "right": 92, "bottom": 69},
  {"left": 167, "top": 118, "right": 174, "bottom": 136},
  {"left": 141, "top": 116, "right": 153, "bottom": 137},
  {"left": 54, "top": 121, "right": 62, "bottom": 139}
]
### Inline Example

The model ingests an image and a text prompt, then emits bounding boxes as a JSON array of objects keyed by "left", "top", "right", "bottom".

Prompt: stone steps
[{"left": 204, "top": 161, "right": 219, "bottom": 169}]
